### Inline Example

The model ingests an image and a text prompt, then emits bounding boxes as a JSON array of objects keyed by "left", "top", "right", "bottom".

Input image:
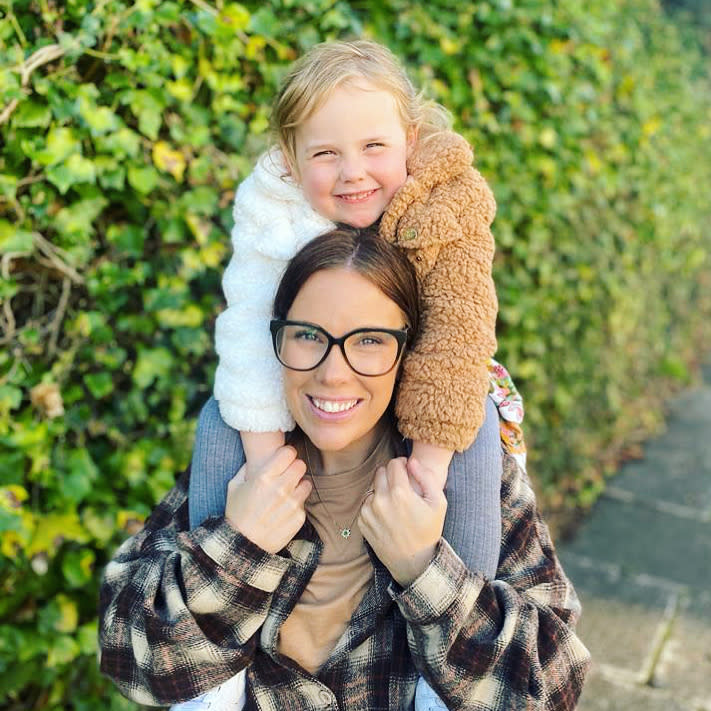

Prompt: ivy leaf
[
  {"left": 12, "top": 101, "right": 52, "bottom": 128},
  {"left": 61, "top": 549, "right": 95, "bottom": 589},
  {"left": 127, "top": 164, "right": 159, "bottom": 194},
  {"left": 152, "top": 140, "right": 186, "bottom": 182},
  {"left": 217, "top": 3, "right": 251, "bottom": 34},
  {"left": 106, "top": 223, "right": 144, "bottom": 256},
  {"left": 81, "top": 104, "right": 120, "bottom": 135},
  {"left": 0, "top": 385, "right": 23, "bottom": 414},
  {"left": 0, "top": 174, "right": 18, "bottom": 201},
  {"left": 0, "top": 221, "right": 34, "bottom": 254},
  {"left": 47, "top": 154, "right": 97, "bottom": 194},
  {"left": 133, "top": 347, "right": 175, "bottom": 388},
  {"left": 54, "top": 197, "right": 107, "bottom": 239},
  {"left": 83, "top": 372, "right": 114, "bottom": 399},
  {"left": 34, "top": 127, "right": 81, "bottom": 167},
  {"left": 128, "top": 90, "right": 164, "bottom": 140}
]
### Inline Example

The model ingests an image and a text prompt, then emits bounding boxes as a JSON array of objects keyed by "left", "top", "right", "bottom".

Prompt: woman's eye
[
  {"left": 358, "top": 334, "right": 384, "bottom": 346},
  {"left": 294, "top": 329, "right": 323, "bottom": 342}
]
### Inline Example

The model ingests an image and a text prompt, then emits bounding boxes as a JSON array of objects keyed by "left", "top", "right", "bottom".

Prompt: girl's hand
[
  {"left": 224, "top": 446, "right": 312, "bottom": 554},
  {"left": 358, "top": 457, "right": 447, "bottom": 586}
]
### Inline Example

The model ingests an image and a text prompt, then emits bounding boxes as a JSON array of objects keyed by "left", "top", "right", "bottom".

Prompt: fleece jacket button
[{"left": 402, "top": 227, "right": 417, "bottom": 240}]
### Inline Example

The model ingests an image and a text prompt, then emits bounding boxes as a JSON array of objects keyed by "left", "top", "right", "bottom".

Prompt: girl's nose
[{"left": 340, "top": 154, "right": 365, "bottom": 182}]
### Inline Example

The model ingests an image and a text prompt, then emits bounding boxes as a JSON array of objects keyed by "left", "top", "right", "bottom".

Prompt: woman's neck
[{"left": 305, "top": 419, "right": 390, "bottom": 476}]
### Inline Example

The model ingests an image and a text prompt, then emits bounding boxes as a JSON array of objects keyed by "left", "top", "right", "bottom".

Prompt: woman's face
[{"left": 282, "top": 267, "right": 407, "bottom": 470}]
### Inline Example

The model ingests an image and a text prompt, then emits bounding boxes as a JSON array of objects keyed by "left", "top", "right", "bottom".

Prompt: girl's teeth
[
  {"left": 312, "top": 398, "right": 357, "bottom": 413},
  {"left": 341, "top": 190, "right": 373, "bottom": 201}
]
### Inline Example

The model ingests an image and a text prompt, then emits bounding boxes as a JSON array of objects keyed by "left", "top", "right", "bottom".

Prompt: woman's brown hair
[{"left": 273, "top": 225, "right": 419, "bottom": 345}]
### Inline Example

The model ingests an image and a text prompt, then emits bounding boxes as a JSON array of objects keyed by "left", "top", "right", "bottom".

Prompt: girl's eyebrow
[
  {"left": 303, "top": 142, "right": 335, "bottom": 152},
  {"left": 304, "top": 134, "right": 394, "bottom": 151}
]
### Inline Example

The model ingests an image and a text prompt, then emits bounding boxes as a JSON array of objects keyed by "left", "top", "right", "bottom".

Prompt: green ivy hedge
[{"left": 1, "top": 0, "right": 709, "bottom": 707}]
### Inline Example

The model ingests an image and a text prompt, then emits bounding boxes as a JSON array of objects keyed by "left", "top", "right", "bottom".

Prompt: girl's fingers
[
  {"left": 260, "top": 445, "right": 299, "bottom": 480},
  {"left": 373, "top": 464, "right": 389, "bottom": 495},
  {"left": 385, "top": 457, "right": 410, "bottom": 493},
  {"left": 293, "top": 476, "right": 313, "bottom": 503},
  {"left": 407, "top": 457, "right": 439, "bottom": 501}
]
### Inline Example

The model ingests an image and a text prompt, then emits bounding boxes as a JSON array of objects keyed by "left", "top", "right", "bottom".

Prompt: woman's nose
[{"left": 316, "top": 345, "right": 352, "bottom": 383}]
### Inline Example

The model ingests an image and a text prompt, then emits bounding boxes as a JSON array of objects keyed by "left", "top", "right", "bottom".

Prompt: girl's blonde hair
[{"left": 271, "top": 39, "right": 452, "bottom": 169}]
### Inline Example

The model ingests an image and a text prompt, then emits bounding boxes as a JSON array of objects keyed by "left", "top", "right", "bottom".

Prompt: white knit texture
[{"left": 214, "top": 149, "right": 334, "bottom": 432}]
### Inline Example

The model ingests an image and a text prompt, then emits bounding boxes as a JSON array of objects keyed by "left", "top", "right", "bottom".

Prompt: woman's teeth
[{"left": 312, "top": 397, "right": 358, "bottom": 413}]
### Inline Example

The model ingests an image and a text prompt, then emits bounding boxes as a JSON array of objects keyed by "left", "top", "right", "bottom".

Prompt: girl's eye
[
  {"left": 365, "top": 142, "right": 385, "bottom": 150},
  {"left": 313, "top": 150, "right": 335, "bottom": 158}
]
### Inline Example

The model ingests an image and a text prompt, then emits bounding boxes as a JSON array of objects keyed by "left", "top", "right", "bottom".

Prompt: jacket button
[
  {"left": 402, "top": 227, "right": 417, "bottom": 240},
  {"left": 318, "top": 688, "right": 333, "bottom": 705}
]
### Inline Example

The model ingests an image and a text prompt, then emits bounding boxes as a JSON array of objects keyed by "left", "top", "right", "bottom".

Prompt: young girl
[{"left": 181, "top": 39, "right": 524, "bottom": 710}]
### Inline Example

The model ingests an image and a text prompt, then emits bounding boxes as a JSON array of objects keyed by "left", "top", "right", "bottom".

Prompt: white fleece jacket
[{"left": 213, "top": 149, "right": 334, "bottom": 432}]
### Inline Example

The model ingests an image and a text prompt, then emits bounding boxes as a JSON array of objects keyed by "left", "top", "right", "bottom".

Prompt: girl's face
[
  {"left": 292, "top": 81, "right": 415, "bottom": 229},
  {"left": 282, "top": 268, "right": 406, "bottom": 472}
]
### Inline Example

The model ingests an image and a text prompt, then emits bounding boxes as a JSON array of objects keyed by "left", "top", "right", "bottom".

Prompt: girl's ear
[
  {"left": 406, "top": 126, "right": 419, "bottom": 158},
  {"left": 278, "top": 142, "right": 300, "bottom": 183},
  {"left": 284, "top": 157, "right": 299, "bottom": 184}
]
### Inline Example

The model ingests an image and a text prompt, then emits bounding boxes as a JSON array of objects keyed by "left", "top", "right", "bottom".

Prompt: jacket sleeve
[
  {"left": 213, "top": 152, "right": 333, "bottom": 433},
  {"left": 213, "top": 241, "right": 294, "bottom": 433},
  {"left": 389, "top": 155, "right": 499, "bottom": 451},
  {"left": 391, "top": 453, "right": 591, "bottom": 710},
  {"left": 98, "top": 469, "right": 293, "bottom": 706}
]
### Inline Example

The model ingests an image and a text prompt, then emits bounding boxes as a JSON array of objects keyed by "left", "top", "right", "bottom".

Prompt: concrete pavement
[{"left": 558, "top": 362, "right": 711, "bottom": 710}]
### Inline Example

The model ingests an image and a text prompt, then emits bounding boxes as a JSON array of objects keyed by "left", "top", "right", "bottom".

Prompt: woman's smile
[{"left": 308, "top": 396, "right": 361, "bottom": 416}]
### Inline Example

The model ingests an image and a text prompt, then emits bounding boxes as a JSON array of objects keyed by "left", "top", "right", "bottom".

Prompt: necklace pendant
[{"left": 340, "top": 528, "right": 351, "bottom": 539}]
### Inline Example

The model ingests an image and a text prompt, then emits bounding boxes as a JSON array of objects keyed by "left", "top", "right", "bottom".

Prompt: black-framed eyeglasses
[{"left": 270, "top": 320, "right": 409, "bottom": 377}]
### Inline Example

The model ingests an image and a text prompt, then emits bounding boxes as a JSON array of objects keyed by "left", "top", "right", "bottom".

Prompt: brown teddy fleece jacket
[{"left": 379, "top": 130, "right": 498, "bottom": 451}]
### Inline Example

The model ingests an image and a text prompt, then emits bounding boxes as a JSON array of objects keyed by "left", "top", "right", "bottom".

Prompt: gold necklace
[{"left": 304, "top": 444, "right": 374, "bottom": 540}]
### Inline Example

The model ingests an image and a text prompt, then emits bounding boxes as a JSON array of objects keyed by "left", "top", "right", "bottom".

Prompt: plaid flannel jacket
[{"left": 99, "top": 450, "right": 590, "bottom": 710}]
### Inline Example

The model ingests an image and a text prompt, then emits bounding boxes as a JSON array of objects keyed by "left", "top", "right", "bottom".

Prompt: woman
[{"left": 99, "top": 227, "right": 590, "bottom": 710}]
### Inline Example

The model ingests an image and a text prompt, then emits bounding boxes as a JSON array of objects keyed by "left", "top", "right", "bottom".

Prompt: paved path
[{"left": 558, "top": 362, "right": 711, "bottom": 710}]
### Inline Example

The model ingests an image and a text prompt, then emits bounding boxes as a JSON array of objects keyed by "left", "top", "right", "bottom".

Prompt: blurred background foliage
[{"left": 0, "top": 0, "right": 709, "bottom": 707}]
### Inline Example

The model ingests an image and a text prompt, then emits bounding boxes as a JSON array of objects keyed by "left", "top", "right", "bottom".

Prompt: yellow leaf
[
  {"left": 1, "top": 485, "right": 28, "bottom": 510},
  {"left": 2, "top": 530, "right": 24, "bottom": 558},
  {"left": 117, "top": 510, "right": 146, "bottom": 536},
  {"left": 550, "top": 39, "right": 572, "bottom": 54},
  {"left": 185, "top": 213, "right": 210, "bottom": 245},
  {"left": 539, "top": 128, "right": 557, "bottom": 149},
  {"left": 642, "top": 116, "right": 661, "bottom": 137},
  {"left": 26, "top": 512, "right": 88, "bottom": 557},
  {"left": 200, "top": 241, "right": 227, "bottom": 269},
  {"left": 439, "top": 37, "right": 460, "bottom": 55},
  {"left": 585, "top": 150, "right": 602, "bottom": 175},
  {"left": 152, "top": 141, "right": 186, "bottom": 182},
  {"left": 166, "top": 79, "right": 194, "bottom": 103},
  {"left": 54, "top": 594, "right": 79, "bottom": 633},
  {"left": 156, "top": 304, "right": 204, "bottom": 328},
  {"left": 245, "top": 36, "right": 267, "bottom": 61}
]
